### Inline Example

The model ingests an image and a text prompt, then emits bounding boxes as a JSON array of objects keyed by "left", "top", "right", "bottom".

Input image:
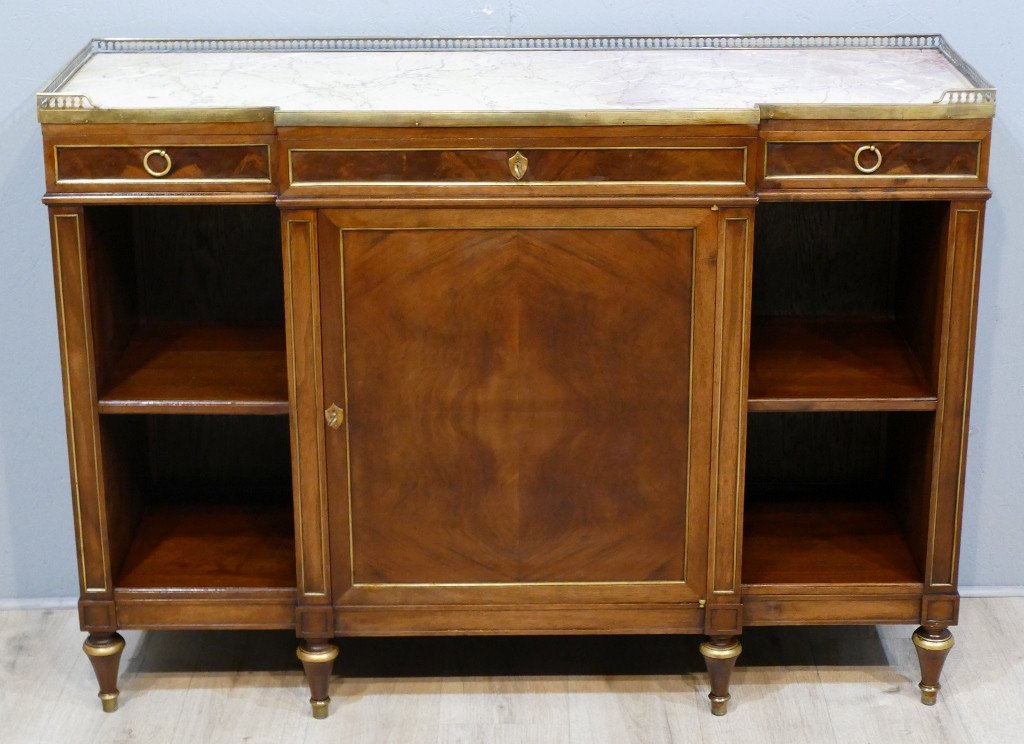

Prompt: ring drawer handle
[
  {"left": 853, "top": 145, "right": 883, "bottom": 174},
  {"left": 142, "top": 149, "right": 173, "bottom": 178}
]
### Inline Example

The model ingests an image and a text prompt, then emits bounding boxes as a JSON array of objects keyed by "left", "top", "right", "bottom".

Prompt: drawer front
[
  {"left": 288, "top": 146, "right": 748, "bottom": 187},
  {"left": 763, "top": 139, "right": 982, "bottom": 184},
  {"left": 52, "top": 144, "right": 273, "bottom": 187}
]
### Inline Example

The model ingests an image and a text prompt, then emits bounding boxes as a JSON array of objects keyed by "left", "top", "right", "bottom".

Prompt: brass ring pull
[
  {"left": 142, "top": 149, "right": 173, "bottom": 178},
  {"left": 853, "top": 145, "right": 883, "bottom": 174}
]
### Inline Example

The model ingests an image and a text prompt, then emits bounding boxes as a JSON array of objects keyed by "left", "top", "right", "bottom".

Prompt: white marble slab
[{"left": 60, "top": 48, "right": 973, "bottom": 112}]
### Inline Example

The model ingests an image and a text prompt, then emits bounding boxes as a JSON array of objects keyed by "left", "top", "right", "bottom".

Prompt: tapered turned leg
[
  {"left": 82, "top": 632, "right": 126, "bottom": 712},
  {"left": 913, "top": 626, "right": 954, "bottom": 705},
  {"left": 700, "top": 635, "right": 742, "bottom": 716},
  {"left": 297, "top": 638, "right": 339, "bottom": 719}
]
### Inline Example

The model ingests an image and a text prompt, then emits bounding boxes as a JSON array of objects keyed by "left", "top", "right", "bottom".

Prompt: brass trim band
[
  {"left": 912, "top": 629, "right": 955, "bottom": 652},
  {"left": 310, "top": 698, "right": 331, "bottom": 719},
  {"left": 83, "top": 634, "right": 126, "bottom": 658},
  {"left": 296, "top": 644, "right": 340, "bottom": 664},
  {"left": 699, "top": 639, "right": 743, "bottom": 660}
]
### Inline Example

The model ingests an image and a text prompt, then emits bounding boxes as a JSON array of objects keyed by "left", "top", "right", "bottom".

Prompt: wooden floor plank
[{"left": 0, "top": 598, "right": 1021, "bottom": 744}]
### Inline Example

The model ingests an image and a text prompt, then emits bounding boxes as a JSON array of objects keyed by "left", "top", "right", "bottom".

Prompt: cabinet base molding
[{"left": 334, "top": 605, "right": 705, "bottom": 636}]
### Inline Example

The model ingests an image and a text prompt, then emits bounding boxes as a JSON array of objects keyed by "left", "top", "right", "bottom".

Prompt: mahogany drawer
[
  {"left": 287, "top": 146, "right": 749, "bottom": 187},
  {"left": 761, "top": 137, "right": 985, "bottom": 189},
  {"left": 49, "top": 143, "right": 274, "bottom": 191}
]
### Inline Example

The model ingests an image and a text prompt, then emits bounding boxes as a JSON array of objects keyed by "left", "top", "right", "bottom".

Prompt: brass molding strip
[
  {"left": 276, "top": 109, "right": 761, "bottom": 128},
  {"left": 761, "top": 103, "right": 995, "bottom": 120},
  {"left": 38, "top": 107, "right": 275, "bottom": 124}
]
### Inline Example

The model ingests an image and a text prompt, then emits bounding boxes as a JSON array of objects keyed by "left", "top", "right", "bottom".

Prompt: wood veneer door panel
[{"left": 320, "top": 207, "right": 715, "bottom": 611}]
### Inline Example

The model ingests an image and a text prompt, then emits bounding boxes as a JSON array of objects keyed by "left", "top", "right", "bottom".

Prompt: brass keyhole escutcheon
[
  {"left": 325, "top": 403, "right": 344, "bottom": 430},
  {"left": 508, "top": 151, "right": 528, "bottom": 180},
  {"left": 142, "top": 149, "right": 173, "bottom": 178},
  {"left": 853, "top": 144, "right": 883, "bottom": 174}
]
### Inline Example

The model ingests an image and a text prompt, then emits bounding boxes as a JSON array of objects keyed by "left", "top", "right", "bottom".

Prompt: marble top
[
  {"left": 41, "top": 37, "right": 999, "bottom": 123},
  {"left": 55, "top": 47, "right": 978, "bottom": 113}
]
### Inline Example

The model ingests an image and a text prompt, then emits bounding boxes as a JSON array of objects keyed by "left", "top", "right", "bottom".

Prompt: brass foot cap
[
  {"left": 919, "top": 684, "right": 939, "bottom": 706},
  {"left": 709, "top": 693, "right": 730, "bottom": 716},
  {"left": 311, "top": 697, "right": 330, "bottom": 720},
  {"left": 99, "top": 692, "right": 119, "bottom": 713}
]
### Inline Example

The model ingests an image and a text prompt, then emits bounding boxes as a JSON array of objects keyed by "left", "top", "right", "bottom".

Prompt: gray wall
[{"left": 1, "top": 2, "right": 1021, "bottom": 600}]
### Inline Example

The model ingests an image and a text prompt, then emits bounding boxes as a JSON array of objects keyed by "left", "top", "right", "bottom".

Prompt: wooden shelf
[
  {"left": 116, "top": 504, "right": 296, "bottom": 590},
  {"left": 748, "top": 317, "right": 937, "bottom": 412},
  {"left": 742, "top": 499, "right": 922, "bottom": 588},
  {"left": 99, "top": 325, "right": 288, "bottom": 415}
]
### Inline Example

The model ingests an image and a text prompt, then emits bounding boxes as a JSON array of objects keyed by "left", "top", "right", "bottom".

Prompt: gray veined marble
[{"left": 39, "top": 38, "right": 990, "bottom": 116}]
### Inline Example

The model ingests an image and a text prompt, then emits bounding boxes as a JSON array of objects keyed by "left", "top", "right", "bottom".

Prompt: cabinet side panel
[
  {"left": 50, "top": 208, "right": 113, "bottom": 607},
  {"left": 926, "top": 202, "right": 985, "bottom": 591},
  {"left": 282, "top": 211, "right": 331, "bottom": 624}
]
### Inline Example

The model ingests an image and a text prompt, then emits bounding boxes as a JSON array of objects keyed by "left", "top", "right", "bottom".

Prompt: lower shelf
[
  {"left": 116, "top": 504, "right": 296, "bottom": 591},
  {"left": 742, "top": 500, "right": 922, "bottom": 588}
]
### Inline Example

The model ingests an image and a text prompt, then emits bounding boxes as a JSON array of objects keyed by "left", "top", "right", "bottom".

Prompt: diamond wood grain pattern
[{"left": 339, "top": 228, "right": 694, "bottom": 585}]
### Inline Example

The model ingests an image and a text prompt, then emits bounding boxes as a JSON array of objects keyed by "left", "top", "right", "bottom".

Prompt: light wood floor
[{"left": 1, "top": 597, "right": 1020, "bottom": 743}]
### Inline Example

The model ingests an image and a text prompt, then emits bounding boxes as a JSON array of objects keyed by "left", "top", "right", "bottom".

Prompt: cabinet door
[{"left": 318, "top": 206, "right": 720, "bottom": 634}]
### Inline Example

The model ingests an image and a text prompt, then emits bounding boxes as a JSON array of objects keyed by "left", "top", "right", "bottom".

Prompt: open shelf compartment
[
  {"left": 749, "top": 201, "right": 948, "bottom": 412},
  {"left": 101, "top": 414, "right": 296, "bottom": 594},
  {"left": 742, "top": 411, "right": 930, "bottom": 594},
  {"left": 83, "top": 204, "right": 286, "bottom": 414}
]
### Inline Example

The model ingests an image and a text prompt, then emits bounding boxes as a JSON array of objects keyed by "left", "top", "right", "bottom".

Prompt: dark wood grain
[
  {"left": 289, "top": 147, "right": 746, "bottom": 185},
  {"left": 55, "top": 144, "right": 271, "bottom": 182},
  {"left": 98, "top": 325, "right": 288, "bottom": 414},
  {"left": 765, "top": 140, "right": 980, "bottom": 179},
  {"left": 127, "top": 205, "right": 284, "bottom": 326},
  {"left": 44, "top": 122, "right": 277, "bottom": 195},
  {"left": 341, "top": 226, "right": 693, "bottom": 584},
  {"left": 757, "top": 120, "right": 990, "bottom": 192},
  {"left": 748, "top": 317, "right": 936, "bottom": 411},
  {"left": 116, "top": 504, "right": 295, "bottom": 589},
  {"left": 745, "top": 411, "right": 890, "bottom": 489},
  {"left": 742, "top": 500, "right": 921, "bottom": 586},
  {"left": 752, "top": 201, "right": 902, "bottom": 317}
]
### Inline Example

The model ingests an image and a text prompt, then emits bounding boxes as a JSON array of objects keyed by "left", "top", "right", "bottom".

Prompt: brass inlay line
[
  {"left": 309, "top": 218, "right": 330, "bottom": 598},
  {"left": 284, "top": 220, "right": 307, "bottom": 594},
  {"left": 288, "top": 146, "right": 749, "bottom": 188},
  {"left": 353, "top": 580, "right": 688, "bottom": 588},
  {"left": 339, "top": 230, "right": 356, "bottom": 590},
  {"left": 707, "top": 213, "right": 726, "bottom": 596},
  {"left": 340, "top": 219, "right": 701, "bottom": 594},
  {"left": 682, "top": 226, "right": 699, "bottom": 587}
]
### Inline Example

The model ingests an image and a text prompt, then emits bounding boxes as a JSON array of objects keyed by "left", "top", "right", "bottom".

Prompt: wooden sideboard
[{"left": 38, "top": 35, "right": 994, "bottom": 718}]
